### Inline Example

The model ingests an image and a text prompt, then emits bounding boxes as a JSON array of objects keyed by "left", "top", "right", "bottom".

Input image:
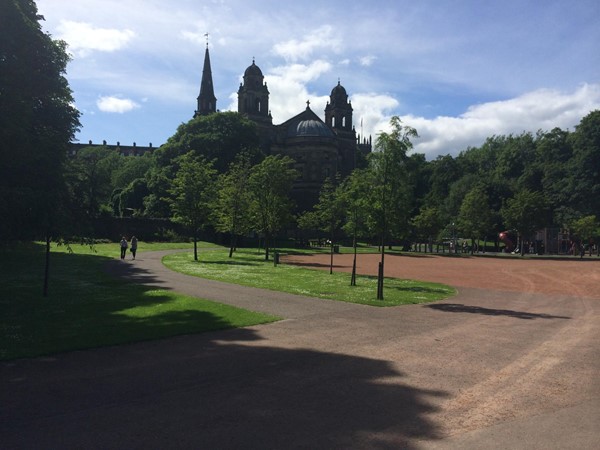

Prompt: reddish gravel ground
[{"left": 283, "top": 252, "right": 600, "bottom": 299}]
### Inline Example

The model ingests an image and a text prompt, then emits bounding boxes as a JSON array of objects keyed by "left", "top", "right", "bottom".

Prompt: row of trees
[
  {"left": 409, "top": 110, "right": 600, "bottom": 255},
  {"left": 170, "top": 152, "right": 297, "bottom": 261},
  {"left": 46, "top": 107, "right": 600, "bottom": 264}
]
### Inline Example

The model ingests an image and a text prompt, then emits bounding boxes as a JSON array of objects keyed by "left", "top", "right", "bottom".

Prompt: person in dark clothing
[
  {"left": 120, "top": 237, "right": 128, "bottom": 259},
  {"left": 130, "top": 236, "right": 138, "bottom": 260}
]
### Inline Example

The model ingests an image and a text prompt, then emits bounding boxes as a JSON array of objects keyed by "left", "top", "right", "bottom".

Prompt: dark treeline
[
  {"left": 407, "top": 110, "right": 600, "bottom": 252},
  {"left": 60, "top": 110, "right": 600, "bottom": 257}
]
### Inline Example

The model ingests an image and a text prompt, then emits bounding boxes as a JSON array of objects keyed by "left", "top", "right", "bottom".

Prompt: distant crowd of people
[{"left": 119, "top": 236, "right": 138, "bottom": 260}]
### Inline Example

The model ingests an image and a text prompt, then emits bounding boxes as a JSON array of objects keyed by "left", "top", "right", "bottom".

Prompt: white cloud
[
  {"left": 227, "top": 60, "right": 333, "bottom": 123},
  {"left": 181, "top": 27, "right": 210, "bottom": 46},
  {"left": 272, "top": 25, "right": 342, "bottom": 63},
  {"left": 57, "top": 20, "right": 135, "bottom": 56},
  {"left": 351, "top": 93, "right": 400, "bottom": 141},
  {"left": 359, "top": 55, "right": 377, "bottom": 67},
  {"left": 97, "top": 96, "right": 140, "bottom": 113},
  {"left": 401, "top": 83, "right": 600, "bottom": 159}
]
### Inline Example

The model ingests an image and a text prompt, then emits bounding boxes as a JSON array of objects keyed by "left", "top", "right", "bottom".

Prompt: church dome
[
  {"left": 330, "top": 81, "right": 347, "bottom": 99},
  {"left": 244, "top": 60, "right": 263, "bottom": 78},
  {"left": 288, "top": 119, "right": 334, "bottom": 138}
]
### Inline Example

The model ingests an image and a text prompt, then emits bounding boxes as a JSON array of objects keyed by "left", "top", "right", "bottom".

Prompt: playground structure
[
  {"left": 499, "top": 228, "right": 585, "bottom": 255},
  {"left": 498, "top": 230, "right": 517, "bottom": 253}
]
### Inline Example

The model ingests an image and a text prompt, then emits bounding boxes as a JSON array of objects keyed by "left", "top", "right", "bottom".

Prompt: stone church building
[
  {"left": 196, "top": 46, "right": 371, "bottom": 211},
  {"left": 71, "top": 46, "right": 372, "bottom": 213}
]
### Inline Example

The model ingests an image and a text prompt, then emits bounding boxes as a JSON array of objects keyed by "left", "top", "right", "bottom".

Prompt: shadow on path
[
  {"left": 104, "top": 258, "right": 170, "bottom": 287},
  {"left": 2, "top": 326, "right": 449, "bottom": 449},
  {"left": 425, "top": 303, "right": 571, "bottom": 320}
]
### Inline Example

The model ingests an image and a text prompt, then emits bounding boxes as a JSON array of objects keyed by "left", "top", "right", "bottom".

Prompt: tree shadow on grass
[
  {"left": 425, "top": 303, "right": 571, "bottom": 320},
  {"left": 283, "top": 260, "right": 347, "bottom": 270},
  {"left": 1, "top": 326, "right": 449, "bottom": 449},
  {"left": 387, "top": 284, "right": 454, "bottom": 295},
  {"left": 0, "top": 247, "right": 273, "bottom": 360},
  {"left": 197, "top": 259, "right": 260, "bottom": 266}
]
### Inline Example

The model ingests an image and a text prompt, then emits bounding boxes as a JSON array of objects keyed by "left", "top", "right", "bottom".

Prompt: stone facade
[{"left": 235, "top": 59, "right": 372, "bottom": 211}]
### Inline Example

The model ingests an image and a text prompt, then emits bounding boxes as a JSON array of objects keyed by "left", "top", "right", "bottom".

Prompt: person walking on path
[
  {"left": 130, "top": 236, "right": 138, "bottom": 260},
  {"left": 120, "top": 237, "right": 128, "bottom": 260}
]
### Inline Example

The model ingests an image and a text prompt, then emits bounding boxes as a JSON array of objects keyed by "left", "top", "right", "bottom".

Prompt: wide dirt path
[
  {"left": 284, "top": 252, "right": 600, "bottom": 298},
  {"left": 1, "top": 251, "right": 598, "bottom": 449}
]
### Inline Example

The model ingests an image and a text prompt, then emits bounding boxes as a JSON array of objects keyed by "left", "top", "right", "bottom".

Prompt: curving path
[{"left": 1, "top": 250, "right": 599, "bottom": 449}]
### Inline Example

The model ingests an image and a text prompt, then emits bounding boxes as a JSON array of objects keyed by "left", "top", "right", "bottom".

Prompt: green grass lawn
[
  {"left": 0, "top": 241, "right": 279, "bottom": 361},
  {"left": 163, "top": 248, "right": 456, "bottom": 307}
]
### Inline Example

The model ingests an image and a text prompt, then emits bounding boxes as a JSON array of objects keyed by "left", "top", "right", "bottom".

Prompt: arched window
[
  {"left": 342, "top": 116, "right": 346, "bottom": 128},
  {"left": 255, "top": 99, "right": 261, "bottom": 112}
]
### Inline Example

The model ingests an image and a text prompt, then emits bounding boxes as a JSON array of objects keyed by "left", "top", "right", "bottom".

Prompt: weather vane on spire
[{"left": 204, "top": 32, "right": 209, "bottom": 48}]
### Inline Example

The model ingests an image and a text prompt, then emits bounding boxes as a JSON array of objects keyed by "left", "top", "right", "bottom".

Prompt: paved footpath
[{"left": 1, "top": 250, "right": 599, "bottom": 449}]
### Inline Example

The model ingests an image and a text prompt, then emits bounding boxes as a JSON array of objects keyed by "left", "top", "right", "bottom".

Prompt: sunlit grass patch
[{"left": 163, "top": 248, "right": 455, "bottom": 307}]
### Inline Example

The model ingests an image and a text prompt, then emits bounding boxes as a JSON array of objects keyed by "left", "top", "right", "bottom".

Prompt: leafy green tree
[
  {"left": 536, "top": 127, "right": 573, "bottom": 225},
  {"left": 457, "top": 187, "right": 495, "bottom": 254},
  {"left": 404, "top": 152, "right": 431, "bottom": 214},
  {"left": 116, "top": 178, "right": 150, "bottom": 217},
  {"left": 248, "top": 155, "right": 298, "bottom": 260},
  {"left": 411, "top": 206, "right": 443, "bottom": 252},
  {"left": 111, "top": 153, "right": 154, "bottom": 190},
  {"left": 144, "top": 164, "right": 175, "bottom": 218},
  {"left": 0, "top": 0, "right": 80, "bottom": 295},
  {"left": 0, "top": 0, "right": 81, "bottom": 236},
  {"left": 495, "top": 133, "right": 537, "bottom": 189},
  {"left": 66, "top": 146, "right": 121, "bottom": 218},
  {"left": 213, "top": 154, "right": 253, "bottom": 258},
  {"left": 425, "top": 154, "right": 461, "bottom": 208},
  {"left": 568, "top": 110, "right": 600, "bottom": 219},
  {"left": 168, "top": 153, "right": 217, "bottom": 260},
  {"left": 441, "top": 173, "right": 480, "bottom": 224},
  {"left": 339, "top": 168, "right": 373, "bottom": 285},
  {"left": 501, "top": 189, "right": 548, "bottom": 256},
  {"left": 298, "top": 175, "right": 346, "bottom": 274},
  {"left": 154, "top": 112, "right": 262, "bottom": 173},
  {"left": 369, "top": 116, "right": 418, "bottom": 299},
  {"left": 146, "top": 112, "right": 263, "bottom": 217},
  {"left": 569, "top": 215, "right": 599, "bottom": 256}
]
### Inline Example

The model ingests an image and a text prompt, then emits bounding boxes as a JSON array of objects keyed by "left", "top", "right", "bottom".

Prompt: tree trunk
[
  {"left": 229, "top": 234, "right": 237, "bottom": 258},
  {"left": 377, "top": 233, "right": 385, "bottom": 300},
  {"left": 193, "top": 232, "right": 198, "bottom": 261},
  {"left": 351, "top": 236, "right": 357, "bottom": 286},
  {"left": 43, "top": 235, "right": 51, "bottom": 297},
  {"left": 264, "top": 234, "right": 270, "bottom": 260},
  {"left": 329, "top": 242, "right": 334, "bottom": 275},
  {"left": 329, "top": 225, "right": 335, "bottom": 275},
  {"left": 520, "top": 234, "right": 525, "bottom": 256}
]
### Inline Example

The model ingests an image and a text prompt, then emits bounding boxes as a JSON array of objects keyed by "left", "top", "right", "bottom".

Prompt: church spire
[{"left": 195, "top": 42, "right": 217, "bottom": 117}]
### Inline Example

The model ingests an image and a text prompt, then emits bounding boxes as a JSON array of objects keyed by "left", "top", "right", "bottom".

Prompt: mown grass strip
[{"left": 163, "top": 248, "right": 456, "bottom": 307}]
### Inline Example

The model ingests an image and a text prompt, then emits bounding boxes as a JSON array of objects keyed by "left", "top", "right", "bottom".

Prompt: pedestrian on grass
[
  {"left": 120, "top": 236, "right": 128, "bottom": 259},
  {"left": 130, "top": 236, "right": 138, "bottom": 260}
]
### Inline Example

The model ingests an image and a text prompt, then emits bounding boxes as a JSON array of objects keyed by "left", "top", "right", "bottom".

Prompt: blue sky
[{"left": 37, "top": 0, "right": 600, "bottom": 159}]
